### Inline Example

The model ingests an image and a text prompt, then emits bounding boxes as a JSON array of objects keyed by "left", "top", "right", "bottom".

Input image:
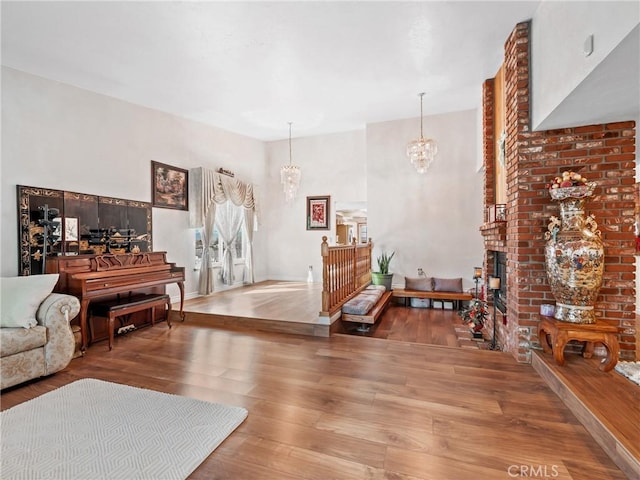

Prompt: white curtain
[
  {"left": 215, "top": 201, "right": 244, "bottom": 285},
  {"left": 189, "top": 168, "right": 257, "bottom": 295},
  {"left": 198, "top": 203, "right": 217, "bottom": 295},
  {"left": 243, "top": 209, "right": 256, "bottom": 284}
]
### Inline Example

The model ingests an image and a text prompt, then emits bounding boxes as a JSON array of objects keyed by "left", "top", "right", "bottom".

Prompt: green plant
[{"left": 376, "top": 251, "right": 395, "bottom": 274}]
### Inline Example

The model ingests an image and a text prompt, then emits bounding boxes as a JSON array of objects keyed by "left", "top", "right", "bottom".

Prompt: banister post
[
  {"left": 321, "top": 236, "right": 329, "bottom": 313},
  {"left": 352, "top": 242, "right": 357, "bottom": 291}
]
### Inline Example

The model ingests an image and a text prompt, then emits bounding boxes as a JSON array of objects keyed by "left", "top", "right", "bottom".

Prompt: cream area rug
[
  {"left": 1, "top": 378, "right": 248, "bottom": 480},
  {"left": 614, "top": 361, "right": 640, "bottom": 386}
]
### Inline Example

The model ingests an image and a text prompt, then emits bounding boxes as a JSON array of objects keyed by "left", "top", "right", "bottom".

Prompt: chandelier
[
  {"left": 281, "top": 122, "right": 301, "bottom": 202},
  {"left": 406, "top": 92, "right": 438, "bottom": 174}
]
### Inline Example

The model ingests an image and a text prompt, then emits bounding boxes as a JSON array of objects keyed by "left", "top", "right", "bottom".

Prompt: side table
[{"left": 538, "top": 315, "right": 620, "bottom": 372}]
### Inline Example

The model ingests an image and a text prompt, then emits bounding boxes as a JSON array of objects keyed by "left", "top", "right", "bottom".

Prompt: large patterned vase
[{"left": 544, "top": 184, "right": 604, "bottom": 324}]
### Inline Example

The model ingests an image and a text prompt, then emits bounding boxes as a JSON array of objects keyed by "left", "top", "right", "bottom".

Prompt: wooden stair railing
[{"left": 320, "top": 236, "right": 372, "bottom": 316}]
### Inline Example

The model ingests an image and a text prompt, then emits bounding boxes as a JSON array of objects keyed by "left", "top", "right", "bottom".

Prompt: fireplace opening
[{"left": 489, "top": 251, "right": 507, "bottom": 313}]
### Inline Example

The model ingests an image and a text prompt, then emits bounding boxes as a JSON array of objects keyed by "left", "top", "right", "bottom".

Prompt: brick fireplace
[{"left": 481, "top": 21, "right": 637, "bottom": 363}]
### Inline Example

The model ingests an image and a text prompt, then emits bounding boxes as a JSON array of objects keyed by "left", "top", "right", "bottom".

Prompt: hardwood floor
[
  {"left": 1, "top": 318, "right": 628, "bottom": 479},
  {"left": 181, "top": 281, "right": 330, "bottom": 337},
  {"left": 533, "top": 350, "right": 640, "bottom": 478},
  {"left": 341, "top": 304, "right": 478, "bottom": 348},
  {"left": 182, "top": 281, "right": 480, "bottom": 347},
  {"left": 182, "top": 281, "right": 323, "bottom": 323}
]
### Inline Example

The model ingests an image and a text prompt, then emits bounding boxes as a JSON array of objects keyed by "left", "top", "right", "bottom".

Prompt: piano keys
[{"left": 47, "top": 251, "right": 185, "bottom": 350}]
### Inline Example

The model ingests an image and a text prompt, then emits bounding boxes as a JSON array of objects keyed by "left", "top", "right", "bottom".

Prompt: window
[{"left": 194, "top": 223, "right": 245, "bottom": 269}]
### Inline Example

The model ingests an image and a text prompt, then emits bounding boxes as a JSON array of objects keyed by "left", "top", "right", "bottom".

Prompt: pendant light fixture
[
  {"left": 406, "top": 92, "right": 438, "bottom": 174},
  {"left": 281, "top": 122, "right": 301, "bottom": 202}
]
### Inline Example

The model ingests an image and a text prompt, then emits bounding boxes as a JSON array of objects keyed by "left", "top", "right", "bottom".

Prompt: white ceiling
[{"left": 1, "top": 1, "right": 545, "bottom": 141}]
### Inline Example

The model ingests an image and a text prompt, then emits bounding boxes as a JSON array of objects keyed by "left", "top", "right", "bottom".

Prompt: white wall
[
  {"left": 2, "top": 67, "right": 483, "bottom": 296},
  {"left": 262, "top": 111, "right": 483, "bottom": 287},
  {"left": 1, "top": 67, "right": 268, "bottom": 300},
  {"left": 366, "top": 110, "right": 484, "bottom": 291},
  {"left": 531, "top": 1, "right": 639, "bottom": 129},
  {"left": 264, "top": 130, "right": 367, "bottom": 282}
]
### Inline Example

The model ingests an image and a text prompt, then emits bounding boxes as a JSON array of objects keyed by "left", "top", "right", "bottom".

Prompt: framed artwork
[
  {"left": 306, "top": 195, "right": 330, "bottom": 230},
  {"left": 151, "top": 161, "right": 189, "bottom": 210}
]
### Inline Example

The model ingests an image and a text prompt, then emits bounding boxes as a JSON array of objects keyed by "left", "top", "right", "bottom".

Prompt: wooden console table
[{"left": 538, "top": 315, "right": 620, "bottom": 372}]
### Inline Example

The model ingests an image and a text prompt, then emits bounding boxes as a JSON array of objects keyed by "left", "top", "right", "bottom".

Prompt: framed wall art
[
  {"left": 306, "top": 195, "right": 330, "bottom": 230},
  {"left": 151, "top": 161, "right": 189, "bottom": 210}
]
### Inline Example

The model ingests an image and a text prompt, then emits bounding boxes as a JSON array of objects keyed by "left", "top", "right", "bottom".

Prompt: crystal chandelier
[
  {"left": 281, "top": 122, "right": 301, "bottom": 202},
  {"left": 406, "top": 92, "right": 438, "bottom": 174}
]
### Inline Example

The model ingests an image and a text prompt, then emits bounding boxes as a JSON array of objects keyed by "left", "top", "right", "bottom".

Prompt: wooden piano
[{"left": 47, "top": 251, "right": 185, "bottom": 351}]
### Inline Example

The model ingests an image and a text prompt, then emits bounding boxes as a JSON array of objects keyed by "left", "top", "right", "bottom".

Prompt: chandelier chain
[
  {"left": 288, "top": 122, "right": 293, "bottom": 165},
  {"left": 419, "top": 92, "right": 424, "bottom": 139}
]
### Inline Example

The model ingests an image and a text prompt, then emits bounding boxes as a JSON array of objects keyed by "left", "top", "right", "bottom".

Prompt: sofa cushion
[
  {"left": 0, "top": 274, "right": 59, "bottom": 328},
  {"left": 404, "top": 276, "right": 433, "bottom": 291},
  {"left": 433, "top": 277, "right": 463, "bottom": 293},
  {"left": 0, "top": 325, "right": 47, "bottom": 357},
  {"left": 0, "top": 348, "right": 46, "bottom": 390}
]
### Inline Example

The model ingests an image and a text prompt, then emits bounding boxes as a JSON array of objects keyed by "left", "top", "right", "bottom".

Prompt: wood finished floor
[
  {"left": 182, "top": 281, "right": 323, "bottom": 323},
  {"left": 181, "top": 281, "right": 480, "bottom": 347},
  {"left": 1, "top": 319, "right": 628, "bottom": 479}
]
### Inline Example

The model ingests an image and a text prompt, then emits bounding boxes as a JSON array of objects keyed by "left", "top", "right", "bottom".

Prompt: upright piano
[{"left": 47, "top": 251, "right": 185, "bottom": 350}]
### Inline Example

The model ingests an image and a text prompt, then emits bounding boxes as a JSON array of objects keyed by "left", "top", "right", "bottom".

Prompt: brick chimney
[{"left": 481, "top": 21, "right": 637, "bottom": 363}]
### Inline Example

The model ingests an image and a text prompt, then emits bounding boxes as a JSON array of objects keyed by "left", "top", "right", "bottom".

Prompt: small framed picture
[
  {"left": 307, "top": 196, "right": 330, "bottom": 230},
  {"left": 151, "top": 161, "right": 188, "bottom": 210}
]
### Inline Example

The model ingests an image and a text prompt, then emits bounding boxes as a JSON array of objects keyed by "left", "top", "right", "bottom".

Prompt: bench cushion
[
  {"left": 365, "top": 285, "right": 386, "bottom": 292},
  {"left": 404, "top": 276, "right": 433, "bottom": 291},
  {"left": 342, "top": 287, "right": 384, "bottom": 315},
  {"left": 342, "top": 297, "right": 376, "bottom": 315},
  {"left": 90, "top": 294, "right": 169, "bottom": 316},
  {"left": 433, "top": 277, "right": 463, "bottom": 293}
]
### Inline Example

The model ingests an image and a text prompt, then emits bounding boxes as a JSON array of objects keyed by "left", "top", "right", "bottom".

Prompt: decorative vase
[{"left": 544, "top": 184, "right": 604, "bottom": 324}]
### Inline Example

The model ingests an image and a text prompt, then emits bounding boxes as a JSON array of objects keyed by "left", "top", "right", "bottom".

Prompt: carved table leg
[
  {"left": 552, "top": 331, "right": 569, "bottom": 366},
  {"left": 582, "top": 341, "right": 595, "bottom": 359},
  {"left": 538, "top": 325, "right": 553, "bottom": 354},
  {"left": 598, "top": 334, "right": 619, "bottom": 372}
]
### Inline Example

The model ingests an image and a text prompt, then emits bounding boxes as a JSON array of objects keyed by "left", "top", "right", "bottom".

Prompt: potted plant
[{"left": 371, "top": 251, "right": 395, "bottom": 291}]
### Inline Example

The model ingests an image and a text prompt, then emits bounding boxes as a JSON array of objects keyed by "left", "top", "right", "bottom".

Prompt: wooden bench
[
  {"left": 341, "top": 289, "right": 393, "bottom": 332},
  {"left": 392, "top": 289, "right": 473, "bottom": 310},
  {"left": 89, "top": 293, "right": 171, "bottom": 350}
]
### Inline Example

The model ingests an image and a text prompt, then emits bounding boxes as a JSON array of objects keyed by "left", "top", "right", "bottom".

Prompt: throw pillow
[
  {"left": 405, "top": 276, "right": 433, "bottom": 291},
  {"left": 433, "top": 277, "right": 463, "bottom": 293},
  {"left": 0, "top": 274, "right": 60, "bottom": 328}
]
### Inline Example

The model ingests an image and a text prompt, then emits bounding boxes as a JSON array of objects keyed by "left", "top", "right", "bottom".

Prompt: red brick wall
[
  {"left": 484, "top": 21, "right": 637, "bottom": 362},
  {"left": 483, "top": 78, "right": 496, "bottom": 215}
]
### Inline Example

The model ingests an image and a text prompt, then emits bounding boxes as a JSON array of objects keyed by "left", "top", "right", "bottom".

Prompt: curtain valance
[{"left": 189, "top": 167, "right": 256, "bottom": 228}]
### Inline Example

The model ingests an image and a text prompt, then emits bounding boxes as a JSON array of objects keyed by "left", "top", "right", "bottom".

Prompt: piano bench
[{"left": 89, "top": 293, "right": 171, "bottom": 350}]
